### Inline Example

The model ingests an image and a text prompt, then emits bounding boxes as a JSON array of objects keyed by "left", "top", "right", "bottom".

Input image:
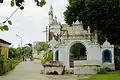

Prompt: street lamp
[
  {"left": 16, "top": 34, "right": 23, "bottom": 58},
  {"left": 16, "top": 34, "right": 22, "bottom": 48}
]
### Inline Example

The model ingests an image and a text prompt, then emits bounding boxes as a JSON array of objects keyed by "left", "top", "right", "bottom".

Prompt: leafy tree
[
  {"left": 64, "top": 0, "right": 120, "bottom": 45},
  {"left": 8, "top": 47, "right": 21, "bottom": 59},
  {"left": 114, "top": 45, "right": 120, "bottom": 70},
  {"left": 10, "top": 0, "right": 46, "bottom": 8},
  {"left": 34, "top": 42, "right": 49, "bottom": 55},
  {"left": 22, "top": 46, "right": 29, "bottom": 54}
]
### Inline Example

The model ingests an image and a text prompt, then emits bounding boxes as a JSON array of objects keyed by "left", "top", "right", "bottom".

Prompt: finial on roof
[
  {"left": 76, "top": 16, "right": 79, "bottom": 20},
  {"left": 106, "top": 38, "right": 108, "bottom": 40},
  {"left": 74, "top": 16, "right": 80, "bottom": 24},
  {"left": 88, "top": 26, "right": 90, "bottom": 30}
]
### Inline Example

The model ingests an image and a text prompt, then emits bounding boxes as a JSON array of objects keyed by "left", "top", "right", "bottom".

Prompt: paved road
[{"left": 0, "top": 60, "right": 51, "bottom": 80}]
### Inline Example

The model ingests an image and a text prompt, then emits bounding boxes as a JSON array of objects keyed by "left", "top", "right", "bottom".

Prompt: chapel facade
[{"left": 48, "top": 5, "right": 115, "bottom": 70}]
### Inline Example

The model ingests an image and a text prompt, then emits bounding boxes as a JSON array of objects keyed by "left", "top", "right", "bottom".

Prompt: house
[
  {"left": 47, "top": 5, "right": 115, "bottom": 71},
  {"left": 0, "top": 38, "right": 11, "bottom": 58}
]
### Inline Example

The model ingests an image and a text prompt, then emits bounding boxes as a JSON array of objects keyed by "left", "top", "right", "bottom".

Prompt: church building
[{"left": 48, "top": 5, "right": 115, "bottom": 70}]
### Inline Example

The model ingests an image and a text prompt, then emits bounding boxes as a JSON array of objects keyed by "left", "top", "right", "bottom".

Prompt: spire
[
  {"left": 50, "top": 4, "right": 53, "bottom": 12},
  {"left": 49, "top": 4, "right": 53, "bottom": 25},
  {"left": 49, "top": 4, "right": 53, "bottom": 16}
]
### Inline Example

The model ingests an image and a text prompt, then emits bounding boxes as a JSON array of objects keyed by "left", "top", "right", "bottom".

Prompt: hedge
[{"left": 0, "top": 58, "right": 20, "bottom": 76}]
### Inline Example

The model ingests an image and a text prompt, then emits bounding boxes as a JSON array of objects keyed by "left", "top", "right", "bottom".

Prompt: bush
[
  {"left": 104, "top": 67, "right": 114, "bottom": 72},
  {"left": 115, "top": 57, "right": 120, "bottom": 70},
  {"left": 41, "top": 59, "right": 46, "bottom": 65},
  {"left": 97, "top": 67, "right": 114, "bottom": 74},
  {"left": 0, "top": 58, "right": 20, "bottom": 76},
  {"left": 41, "top": 50, "right": 53, "bottom": 65}
]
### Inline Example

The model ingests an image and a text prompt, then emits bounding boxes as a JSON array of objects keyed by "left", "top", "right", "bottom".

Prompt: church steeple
[{"left": 48, "top": 5, "right": 53, "bottom": 25}]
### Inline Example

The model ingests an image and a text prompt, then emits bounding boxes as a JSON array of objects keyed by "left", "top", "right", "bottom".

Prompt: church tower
[
  {"left": 48, "top": 5, "right": 61, "bottom": 43},
  {"left": 48, "top": 5, "right": 53, "bottom": 25}
]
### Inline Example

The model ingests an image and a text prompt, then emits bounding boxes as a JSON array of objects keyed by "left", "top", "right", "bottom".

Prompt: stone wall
[
  {"left": 44, "top": 66, "right": 64, "bottom": 75},
  {"left": 74, "top": 60, "right": 101, "bottom": 75}
]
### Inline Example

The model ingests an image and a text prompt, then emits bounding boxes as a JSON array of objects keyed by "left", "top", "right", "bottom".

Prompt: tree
[
  {"left": 0, "top": 0, "right": 46, "bottom": 31},
  {"left": 10, "top": 0, "right": 46, "bottom": 8},
  {"left": 8, "top": 47, "right": 21, "bottom": 59},
  {"left": 0, "top": 0, "right": 3, "bottom": 3},
  {"left": 34, "top": 42, "right": 49, "bottom": 55},
  {"left": 64, "top": 0, "right": 120, "bottom": 45}
]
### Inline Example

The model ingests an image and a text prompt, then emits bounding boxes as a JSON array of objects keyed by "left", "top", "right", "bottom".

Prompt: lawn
[{"left": 78, "top": 72, "right": 120, "bottom": 80}]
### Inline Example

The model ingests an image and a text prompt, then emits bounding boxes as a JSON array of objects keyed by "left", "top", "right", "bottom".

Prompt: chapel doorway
[
  {"left": 69, "top": 43, "right": 87, "bottom": 68},
  {"left": 102, "top": 49, "right": 112, "bottom": 63}
]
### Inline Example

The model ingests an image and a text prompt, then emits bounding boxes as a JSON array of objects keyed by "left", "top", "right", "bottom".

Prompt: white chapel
[{"left": 47, "top": 5, "right": 115, "bottom": 70}]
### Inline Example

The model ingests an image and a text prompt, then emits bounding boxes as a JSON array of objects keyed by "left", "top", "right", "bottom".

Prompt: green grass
[{"left": 78, "top": 72, "right": 120, "bottom": 80}]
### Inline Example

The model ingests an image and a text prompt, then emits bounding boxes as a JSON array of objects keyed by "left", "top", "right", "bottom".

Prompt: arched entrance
[
  {"left": 102, "top": 49, "right": 112, "bottom": 63},
  {"left": 55, "top": 50, "right": 59, "bottom": 61},
  {"left": 69, "top": 43, "right": 87, "bottom": 68}
]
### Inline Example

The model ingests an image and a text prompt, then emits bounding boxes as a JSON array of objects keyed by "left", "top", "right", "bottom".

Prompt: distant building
[{"left": 0, "top": 38, "right": 11, "bottom": 58}]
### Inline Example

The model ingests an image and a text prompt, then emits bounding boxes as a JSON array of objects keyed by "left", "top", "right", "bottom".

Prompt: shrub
[
  {"left": 0, "top": 58, "right": 20, "bottom": 76},
  {"left": 105, "top": 67, "right": 114, "bottom": 72},
  {"left": 41, "top": 50, "right": 53, "bottom": 65},
  {"left": 41, "top": 59, "right": 46, "bottom": 65}
]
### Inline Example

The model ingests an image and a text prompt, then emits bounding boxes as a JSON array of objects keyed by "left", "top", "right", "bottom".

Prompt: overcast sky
[{"left": 0, "top": 0, "right": 68, "bottom": 47}]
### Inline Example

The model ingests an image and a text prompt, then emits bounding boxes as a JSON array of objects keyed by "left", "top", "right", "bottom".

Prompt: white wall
[
  {"left": 58, "top": 40, "right": 115, "bottom": 68},
  {"left": 87, "top": 44, "right": 102, "bottom": 63},
  {"left": 59, "top": 46, "right": 69, "bottom": 67}
]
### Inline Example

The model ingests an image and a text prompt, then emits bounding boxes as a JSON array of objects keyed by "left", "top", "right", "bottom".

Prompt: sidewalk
[{"left": 0, "top": 60, "right": 51, "bottom": 80}]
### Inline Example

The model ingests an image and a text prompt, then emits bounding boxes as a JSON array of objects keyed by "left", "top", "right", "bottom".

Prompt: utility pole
[
  {"left": 43, "top": 26, "right": 48, "bottom": 42},
  {"left": 16, "top": 34, "right": 23, "bottom": 59}
]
